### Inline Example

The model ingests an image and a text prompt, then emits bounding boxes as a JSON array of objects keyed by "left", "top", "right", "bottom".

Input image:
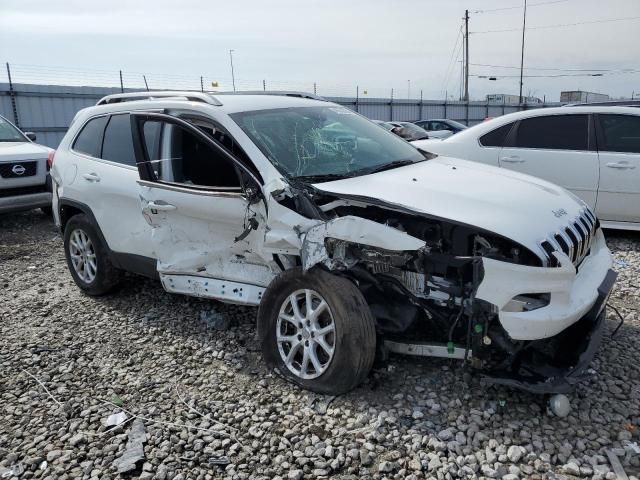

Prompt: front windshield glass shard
[{"left": 231, "top": 106, "right": 425, "bottom": 182}]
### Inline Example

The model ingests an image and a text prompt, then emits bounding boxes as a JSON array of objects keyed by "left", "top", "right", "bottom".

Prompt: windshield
[
  {"left": 231, "top": 105, "right": 425, "bottom": 181},
  {"left": 0, "top": 116, "right": 27, "bottom": 142},
  {"left": 446, "top": 119, "right": 468, "bottom": 130}
]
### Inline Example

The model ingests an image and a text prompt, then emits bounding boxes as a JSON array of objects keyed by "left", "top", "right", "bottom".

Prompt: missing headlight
[{"left": 503, "top": 293, "right": 551, "bottom": 313}]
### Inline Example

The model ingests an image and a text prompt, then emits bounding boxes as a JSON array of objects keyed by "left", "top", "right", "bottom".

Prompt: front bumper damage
[
  {"left": 474, "top": 229, "right": 616, "bottom": 393},
  {"left": 480, "top": 268, "right": 616, "bottom": 394}
]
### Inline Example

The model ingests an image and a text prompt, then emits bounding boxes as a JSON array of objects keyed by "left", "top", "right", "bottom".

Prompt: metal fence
[{"left": 1, "top": 81, "right": 561, "bottom": 149}]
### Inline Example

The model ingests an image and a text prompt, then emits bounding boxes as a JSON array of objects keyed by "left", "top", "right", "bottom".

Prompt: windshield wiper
[
  {"left": 355, "top": 159, "right": 419, "bottom": 176},
  {"left": 292, "top": 173, "right": 355, "bottom": 183}
]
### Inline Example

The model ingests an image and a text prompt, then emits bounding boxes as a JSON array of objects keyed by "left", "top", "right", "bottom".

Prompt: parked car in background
[
  {"left": 387, "top": 121, "right": 430, "bottom": 141},
  {"left": 414, "top": 119, "right": 468, "bottom": 138},
  {"left": 413, "top": 106, "right": 640, "bottom": 230},
  {"left": 0, "top": 114, "right": 54, "bottom": 214},
  {"left": 50, "top": 91, "right": 615, "bottom": 399},
  {"left": 372, "top": 119, "right": 394, "bottom": 131}
]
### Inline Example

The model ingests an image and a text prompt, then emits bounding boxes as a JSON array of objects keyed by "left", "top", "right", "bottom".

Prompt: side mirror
[{"left": 25, "top": 132, "right": 37, "bottom": 141}]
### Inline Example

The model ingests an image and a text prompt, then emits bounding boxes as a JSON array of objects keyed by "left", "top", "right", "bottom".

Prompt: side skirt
[{"left": 160, "top": 274, "right": 265, "bottom": 306}]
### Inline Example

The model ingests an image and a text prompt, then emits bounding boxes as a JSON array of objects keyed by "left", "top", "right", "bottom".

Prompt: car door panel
[
  {"left": 68, "top": 114, "right": 154, "bottom": 259},
  {"left": 130, "top": 112, "right": 274, "bottom": 291},
  {"left": 595, "top": 113, "right": 640, "bottom": 223},
  {"left": 498, "top": 114, "right": 598, "bottom": 209}
]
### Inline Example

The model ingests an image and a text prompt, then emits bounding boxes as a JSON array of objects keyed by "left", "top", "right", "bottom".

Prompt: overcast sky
[{"left": 1, "top": 0, "right": 639, "bottom": 100}]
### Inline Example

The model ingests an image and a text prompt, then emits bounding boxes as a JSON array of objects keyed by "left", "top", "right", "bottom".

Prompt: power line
[
  {"left": 471, "top": 16, "right": 640, "bottom": 34},
  {"left": 469, "top": 62, "right": 618, "bottom": 72},
  {"left": 472, "top": 0, "right": 568, "bottom": 14},
  {"left": 440, "top": 22, "right": 464, "bottom": 96},
  {"left": 476, "top": 69, "right": 640, "bottom": 78}
]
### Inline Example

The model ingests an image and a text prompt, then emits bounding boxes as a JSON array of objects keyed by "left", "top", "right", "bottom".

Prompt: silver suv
[
  {"left": 51, "top": 91, "right": 615, "bottom": 398},
  {"left": 0, "top": 114, "right": 53, "bottom": 214}
]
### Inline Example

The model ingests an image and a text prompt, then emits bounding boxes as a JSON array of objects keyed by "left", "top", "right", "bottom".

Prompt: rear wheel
[
  {"left": 63, "top": 214, "right": 121, "bottom": 295},
  {"left": 258, "top": 268, "right": 376, "bottom": 395}
]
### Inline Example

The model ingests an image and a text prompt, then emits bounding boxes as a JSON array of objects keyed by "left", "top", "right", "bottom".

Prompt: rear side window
[
  {"left": 479, "top": 122, "right": 514, "bottom": 147},
  {"left": 515, "top": 115, "right": 588, "bottom": 150},
  {"left": 102, "top": 114, "right": 136, "bottom": 167},
  {"left": 73, "top": 116, "right": 108, "bottom": 157},
  {"left": 598, "top": 114, "right": 640, "bottom": 153}
]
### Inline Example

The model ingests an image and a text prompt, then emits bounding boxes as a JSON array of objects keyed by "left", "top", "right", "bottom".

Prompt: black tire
[
  {"left": 40, "top": 206, "right": 53, "bottom": 216},
  {"left": 258, "top": 267, "right": 376, "bottom": 395},
  {"left": 63, "top": 214, "right": 121, "bottom": 295}
]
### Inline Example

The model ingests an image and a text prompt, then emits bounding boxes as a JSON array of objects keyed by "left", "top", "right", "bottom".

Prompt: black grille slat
[
  {"left": 0, "top": 161, "right": 37, "bottom": 178},
  {"left": 554, "top": 234, "right": 570, "bottom": 256}
]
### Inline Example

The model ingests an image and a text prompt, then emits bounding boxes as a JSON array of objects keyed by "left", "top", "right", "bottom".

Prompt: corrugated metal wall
[{"left": 1, "top": 83, "right": 559, "bottom": 148}]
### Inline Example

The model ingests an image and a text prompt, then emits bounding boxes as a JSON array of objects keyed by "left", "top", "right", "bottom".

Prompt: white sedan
[{"left": 412, "top": 106, "right": 640, "bottom": 231}]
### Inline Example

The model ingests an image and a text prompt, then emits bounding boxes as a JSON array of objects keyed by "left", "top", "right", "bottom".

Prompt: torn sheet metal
[
  {"left": 262, "top": 199, "right": 321, "bottom": 255},
  {"left": 301, "top": 215, "right": 426, "bottom": 270}
]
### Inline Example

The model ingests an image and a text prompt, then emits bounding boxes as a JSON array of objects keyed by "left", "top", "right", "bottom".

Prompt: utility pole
[
  {"left": 519, "top": 0, "right": 527, "bottom": 104},
  {"left": 464, "top": 9, "right": 469, "bottom": 102},
  {"left": 229, "top": 49, "right": 236, "bottom": 92},
  {"left": 407, "top": 80, "right": 411, "bottom": 99}
]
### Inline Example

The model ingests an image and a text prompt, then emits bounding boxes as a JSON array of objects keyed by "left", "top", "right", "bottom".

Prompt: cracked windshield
[{"left": 232, "top": 105, "right": 425, "bottom": 181}]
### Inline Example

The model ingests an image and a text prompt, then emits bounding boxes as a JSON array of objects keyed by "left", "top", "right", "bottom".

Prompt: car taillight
[{"left": 47, "top": 150, "right": 56, "bottom": 171}]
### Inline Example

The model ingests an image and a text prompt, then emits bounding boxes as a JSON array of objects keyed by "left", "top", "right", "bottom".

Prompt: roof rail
[
  {"left": 96, "top": 91, "right": 222, "bottom": 106},
  {"left": 214, "top": 90, "right": 327, "bottom": 101}
]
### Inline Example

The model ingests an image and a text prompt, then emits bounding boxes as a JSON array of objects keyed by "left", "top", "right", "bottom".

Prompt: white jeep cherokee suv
[{"left": 51, "top": 91, "right": 616, "bottom": 396}]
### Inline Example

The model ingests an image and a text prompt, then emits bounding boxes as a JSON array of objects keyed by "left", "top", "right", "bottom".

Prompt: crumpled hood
[
  {"left": 313, "top": 156, "right": 588, "bottom": 254},
  {"left": 0, "top": 141, "right": 51, "bottom": 160}
]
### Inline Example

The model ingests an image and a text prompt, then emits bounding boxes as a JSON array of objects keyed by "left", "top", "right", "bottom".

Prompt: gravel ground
[{"left": 1, "top": 210, "right": 639, "bottom": 480}]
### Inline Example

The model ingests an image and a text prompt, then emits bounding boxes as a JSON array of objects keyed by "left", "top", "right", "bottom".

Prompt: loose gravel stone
[{"left": 1, "top": 211, "right": 639, "bottom": 479}]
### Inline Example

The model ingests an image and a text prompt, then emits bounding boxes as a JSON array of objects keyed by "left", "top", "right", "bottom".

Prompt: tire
[
  {"left": 258, "top": 267, "right": 376, "bottom": 395},
  {"left": 40, "top": 206, "right": 53, "bottom": 216},
  {"left": 63, "top": 214, "right": 121, "bottom": 295}
]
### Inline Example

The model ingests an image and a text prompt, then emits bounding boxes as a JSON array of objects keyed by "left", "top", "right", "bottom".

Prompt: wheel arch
[{"left": 58, "top": 199, "right": 118, "bottom": 266}]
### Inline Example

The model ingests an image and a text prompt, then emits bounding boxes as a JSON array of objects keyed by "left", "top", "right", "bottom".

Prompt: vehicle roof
[
  {"left": 442, "top": 105, "right": 640, "bottom": 142},
  {"left": 94, "top": 91, "right": 328, "bottom": 114}
]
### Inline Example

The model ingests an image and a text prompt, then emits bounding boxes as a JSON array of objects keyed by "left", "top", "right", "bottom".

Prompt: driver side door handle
[
  {"left": 147, "top": 201, "right": 176, "bottom": 212},
  {"left": 500, "top": 156, "right": 525, "bottom": 164}
]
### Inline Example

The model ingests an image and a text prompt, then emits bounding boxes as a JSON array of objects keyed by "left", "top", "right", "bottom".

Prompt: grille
[
  {"left": 0, "top": 161, "right": 37, "bottom": 178},
  {"left": 0, "top": 185, "right": 46, "bottom": 198},
  {"left": 539, "top": 207, "right": 598, "bottom": 268}
]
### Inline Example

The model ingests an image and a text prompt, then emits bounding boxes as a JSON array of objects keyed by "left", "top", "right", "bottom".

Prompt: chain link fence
[{"left": 1, "top": 62, "right": 560, "bottom": 148}]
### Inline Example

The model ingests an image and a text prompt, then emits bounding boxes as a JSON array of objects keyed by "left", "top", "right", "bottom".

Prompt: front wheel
[{"left": 258, "top": 268, "right": 376, "bottom": 395}]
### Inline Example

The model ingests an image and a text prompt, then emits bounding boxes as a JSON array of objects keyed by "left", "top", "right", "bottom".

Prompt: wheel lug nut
[
  {"left": 298, "top": 334, "right": 302, "bottom": 340},
  {"left": 305, "top": 341, "right": 309, "bottom": 346}
]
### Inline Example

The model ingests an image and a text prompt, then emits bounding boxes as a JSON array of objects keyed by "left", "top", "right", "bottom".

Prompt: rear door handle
[
  {"left": 82, "top": 172, "right": 100, "bottom": 182},
  {"left": 606, "top": 162, "right": 636, "bottom": 170},
  {"left": 500, "top": 156, "right": 524, "bottom": 164},
  {"left": 147, "top": 201, "right": 176, "bottom": 212}
]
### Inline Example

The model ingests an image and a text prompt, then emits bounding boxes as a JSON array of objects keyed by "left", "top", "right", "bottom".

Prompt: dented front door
[{"left": 130, "top": 112, "right": 274, "bottom": 297}]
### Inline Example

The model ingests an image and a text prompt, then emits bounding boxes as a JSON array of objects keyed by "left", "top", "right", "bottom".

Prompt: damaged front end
[{"left": 282, "top": 184, "right": 616, "bottom": 395}]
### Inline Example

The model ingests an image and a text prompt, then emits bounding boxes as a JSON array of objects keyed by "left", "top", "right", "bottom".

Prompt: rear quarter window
[
  {"left": 73, "top": 116, "right": 109, "bottom": 157},
  {"left": 479, "top": 122, "right": 514, "bottom": 147}
]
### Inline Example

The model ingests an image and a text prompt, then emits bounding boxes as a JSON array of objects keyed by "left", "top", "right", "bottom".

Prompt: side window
[
  {"left": 515, "top": 115, "right": 588, "bottom": 150},
  {"left": 102, "top": 114, "right": 137, "bottom": 167},
  {"left": 144, "top": 121, "right": 240, "bottom": 189},
  {"left": 598, "top": 114, "right": 640, "bottom": 153},
  {"left": 72, "top": 116, "right": 108, "bottom": 157},
  {"left": 479, "top": 122, "right": 514, "bottom": 147}
]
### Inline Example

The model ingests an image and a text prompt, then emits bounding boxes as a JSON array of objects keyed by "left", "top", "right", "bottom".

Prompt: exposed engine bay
[{"left": 273, "top": 182, "right": 615, "bottom": 394}]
